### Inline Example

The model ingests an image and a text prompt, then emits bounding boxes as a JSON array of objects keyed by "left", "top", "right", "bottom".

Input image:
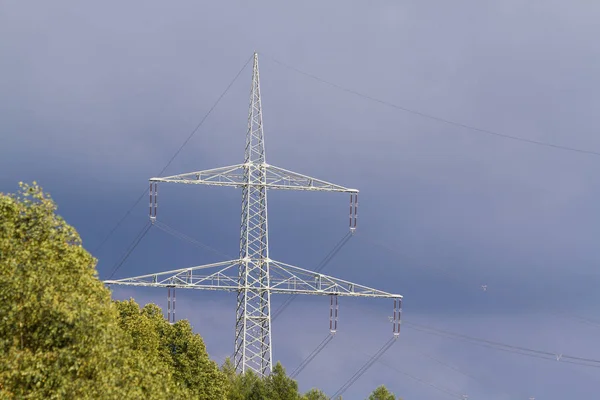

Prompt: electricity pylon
[{"left": 105, "top": 52, "right": 403, "bottom": 377}]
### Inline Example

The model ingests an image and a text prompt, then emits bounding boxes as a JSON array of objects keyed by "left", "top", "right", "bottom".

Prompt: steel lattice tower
[
  {"left": 237, "top": 55, "right": 272, "bottom": 372},
  {"left": 105, "top": 53, "right": 403, "bottom": 376}
]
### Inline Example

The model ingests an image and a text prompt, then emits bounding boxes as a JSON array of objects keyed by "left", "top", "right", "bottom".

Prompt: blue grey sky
[{"left": 2, "top": 1, "right": 600, "bottom": 398}]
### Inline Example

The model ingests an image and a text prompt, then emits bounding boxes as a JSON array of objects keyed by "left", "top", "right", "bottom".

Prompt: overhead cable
[
  {"left": 408, "top": 347, "right": 520, "bottom": 399},
  {"left": 357, "top": 231, "right": 460, "bottom": 283},
  {"left": 154, "top": 220, "right": 232, "bottom": 260},
  {"left": 334, "top": 230, "right": 600, "bottom": 380},
  {"left": 331, "top": 337, "right": 397, "bottom": 399},
  {"left": 405, "top": 322, "right": 600, "bottom": 368},
  {"left": 375, "top": 356, "right": 465, "bottom": 399},
  {"left": 94, "top": 54, "right": 254, "bottom": 254},
  {"left": 263, "top": 53, "right": 600, "bottom": 158},
  {"left": 553, "top": 311, "right": 600, "bottom": 328},
  {"left": 107, "top": 221, "right": 153, "bottom": 279},
  {"left": 290, "top": 334, "right": 334, "bottom": 379},
  {"left": 271, "top": 231, "right": 352, "bottom": 321}
]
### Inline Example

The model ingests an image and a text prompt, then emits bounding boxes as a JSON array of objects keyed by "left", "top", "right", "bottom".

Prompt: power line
[
  {"left": 350, "top": 344, "right": 468, "bottom": 399},
  {"left": 331, "top": 337, "right": 397, "bottom": 399},
  {"left": 154, "top": 220, "right": 232, "bottom": 260},
  {"left": 356, "top": 230, "right": 462, "bottom": 284},
  {"left": 94, "top": 54, "right": 253, "bottom": 255},
  {"left": 417, "top": 349, "right": 490, "bottom": 386},
  {"left": 272, "top": 231, "right": 352, "bottom": 322},
  {"left": 358, "top": 230, "right": 600, "bottom": 347},
  {"left": 405, "top": 322, "right": 600, "bottom": 368},
  {"left": 289, "top": 334, "right": 334, "bottom": 379},
  {"left": 93, "top": 191, "right": 147, "bottom": 254},
  {"left": 263, "top": 53, "right": 600, "bottom": 158},
  {"left": 376, "top": 356, "right": 464, "bottom": 400},
  {"left": 408, "top": 346, "right": 521, "bottom": 399},
  {"left": 554, "top": 311, "right": 600, "bottom": 328},
  {"left": 107, "top": 221, "right": 153, "bottom": 279}
]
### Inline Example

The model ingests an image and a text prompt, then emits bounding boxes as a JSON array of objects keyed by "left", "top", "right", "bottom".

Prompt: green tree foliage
[
  {"left": 221, "top": 358, "right": 241, "bottom": 398},
  {"left": 368, "top": 385, "right": 398, "bottom": 400},
  {"left": 221, "top": 359, "right": 267, "bottom": 400},
  {"left": 303, "top": 388, "right": 329, "bottom": 400},
  {"left": 222, "top": 360, "right": 306, "bottom": 400},
  {"left": 115, "top": 299, "right": 227, "bottom": 399},
  {"left": 265, "top": 362, "right": 302, "bottom": 400},
  {"left": 0, "top": 183, "right": 172, "bottom": 399}
]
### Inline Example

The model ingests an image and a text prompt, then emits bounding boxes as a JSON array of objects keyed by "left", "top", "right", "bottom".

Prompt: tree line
[{"left": 0, "top": 183, "right": 400, "bottom": 399}]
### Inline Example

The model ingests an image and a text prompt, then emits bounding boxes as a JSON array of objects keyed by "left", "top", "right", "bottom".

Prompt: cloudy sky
[{"left": 2, "top": 0, "right": 600, "bottom": 398}]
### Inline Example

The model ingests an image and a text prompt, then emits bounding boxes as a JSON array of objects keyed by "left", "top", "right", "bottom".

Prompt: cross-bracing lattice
[{"left": 105, "top": 53, "right": 403, "bottom": 377}]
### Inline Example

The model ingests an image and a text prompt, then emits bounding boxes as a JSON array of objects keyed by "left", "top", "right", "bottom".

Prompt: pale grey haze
[{"left": 1, "top": 1, "right": 599, "bottom": 398}]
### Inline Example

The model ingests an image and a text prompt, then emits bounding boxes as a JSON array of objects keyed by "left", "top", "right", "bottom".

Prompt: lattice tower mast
[
  {"left": 238, "top": 52, "right": 271, "bottom": 374},
  {"left": 105, "top": 52, "right": 403, "bottom": 377}
]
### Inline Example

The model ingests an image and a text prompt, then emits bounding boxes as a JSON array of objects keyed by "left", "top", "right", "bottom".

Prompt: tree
[
  {"left": 115, "top": 299, "right": 228, "bottom": 399},
  {"left": 265, "top": 362, "right": 302, "bottom": 400},
  {"left": 221, "top": 360, "right": 305, "bottom": 400},
  {"left": 221, "top": 358, "right": 244, "bottom": 400},
  {"left": 0, "top": 182, "right": 169, "bottom": 399},
  {"left": 229, "top": 369, "right": 268, "bottom": 400},
  {"left": 303, "top": 388, "right": 329, "bottom": 400},
  {"left": 368, "top": 385, "right": 397, "bottom": 400}
]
